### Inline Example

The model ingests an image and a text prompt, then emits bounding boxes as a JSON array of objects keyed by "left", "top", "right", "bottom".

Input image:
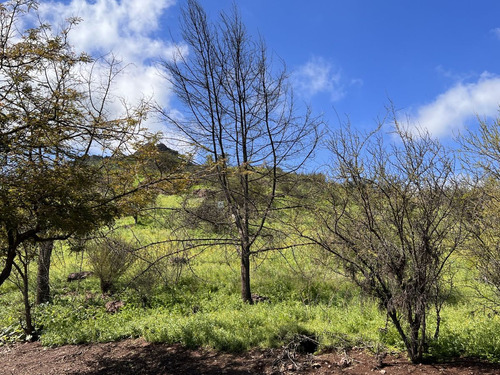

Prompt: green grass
[
  {"left": 31, "top": 280, "right": 386, "bottom": 352},
  {"left": 0, "top": 236, "right": 387, "bottom": 351},
  {"left": 1, "top": 195, "right": 500, "bottom": 362}
]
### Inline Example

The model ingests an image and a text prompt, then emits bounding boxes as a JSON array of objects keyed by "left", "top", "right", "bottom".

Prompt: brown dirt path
[{"left": 1, "top": 339, "right": 500, "bottom": 375}]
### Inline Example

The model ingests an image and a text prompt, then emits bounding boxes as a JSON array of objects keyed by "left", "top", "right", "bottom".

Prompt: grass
[
  {"left": 0, "top": 233, "right": 387, "bottom": 351},
  {"left": 31, "top": 278, "right": 386, "bottom": 352},
  {"left": 1, "top": 196, "right": 500, "bottom": 362}
]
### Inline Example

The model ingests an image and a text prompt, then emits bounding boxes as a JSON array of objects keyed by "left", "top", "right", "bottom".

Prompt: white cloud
[
  {"left": 491, "top": 27, "right": 500, "bottom": 40},
  {"left": 36, "top": 0, "right": 181, "bottom": 135},
  {"left": 411, "top": 72, "right": 500, "bottom": 137},
  {"left": 293, "top": 57, "right": 344, "bottom": 101},
  {"left": 39, "top": 0, "right": 176, "bottom": 60}
]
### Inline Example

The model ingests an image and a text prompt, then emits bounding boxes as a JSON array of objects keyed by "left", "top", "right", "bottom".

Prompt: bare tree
[
  {"left": 460, "top": 116, "right": 500, "bottom": 180},
  {"left": 464, "top": 180, "right": 500, "bottom": 309},
  {"left": 301, "top": 118, "right": 467, "bottom": 363},
  {"left": 158, "top": 0, "right": 319, "bottom": 303},
  {"left": 460, "top": 116, "right": 500, "bottom": 309}
]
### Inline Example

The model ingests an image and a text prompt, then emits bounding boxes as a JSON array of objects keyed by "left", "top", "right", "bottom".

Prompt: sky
[{"left": 35, "top": 0, "right": 500, "bottom": 161}]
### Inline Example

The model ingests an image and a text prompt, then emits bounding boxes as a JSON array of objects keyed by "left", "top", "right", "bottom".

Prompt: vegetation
[
  {"left": 299, "top": 120, "right": 468, "bottom": 362},
  {"left": 0, "top": 0, "right": 180, "bottom": 337},
  {"left": 86, "top": 235, "right": 136, "bottom": 294},
  {"left": 3, "top": 0, "right": 500, "bottom": 367},
  {"left": 158, "top": 0, "right": 319, "bottom": 303}
]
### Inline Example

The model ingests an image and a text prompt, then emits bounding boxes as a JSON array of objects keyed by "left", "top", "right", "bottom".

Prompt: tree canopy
[{"left": 0, "top": 0, "right": 153, "bottom": 286}]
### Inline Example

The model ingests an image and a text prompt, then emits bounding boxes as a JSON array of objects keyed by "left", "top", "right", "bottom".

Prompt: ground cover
[{"left": 1, "top": 194, "right": 500, "bottom": 370}]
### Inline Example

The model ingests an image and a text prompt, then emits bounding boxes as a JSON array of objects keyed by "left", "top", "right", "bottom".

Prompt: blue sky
[{"left": 39, "top": 0, "right": 500, "bottom": 154}]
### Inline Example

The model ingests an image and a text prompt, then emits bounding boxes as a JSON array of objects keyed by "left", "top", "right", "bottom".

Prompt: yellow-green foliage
[{"left": 0, "top": 192, "right": 499, "bottom": 363}]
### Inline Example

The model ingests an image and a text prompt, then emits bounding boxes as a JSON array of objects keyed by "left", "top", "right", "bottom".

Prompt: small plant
[
  {"left": 86, "top": 236, "right": 136, "bottom": 294},
  {"left": 0, "top": 323, "right": 25, "bottom": 345}
]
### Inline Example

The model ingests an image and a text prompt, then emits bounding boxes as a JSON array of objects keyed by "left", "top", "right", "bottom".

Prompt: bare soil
[{"left": 1, "top": 338, "right": 500, "bottom": 375}]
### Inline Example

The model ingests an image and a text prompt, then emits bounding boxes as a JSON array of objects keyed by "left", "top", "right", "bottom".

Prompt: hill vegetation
[{"left": 2, "top": 0, "right": 500, "bottom": 368}]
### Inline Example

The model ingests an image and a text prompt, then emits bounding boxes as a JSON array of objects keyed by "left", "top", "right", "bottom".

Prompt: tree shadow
[{"left": 68, "top": 342, "right": 262, "bottom": 375}]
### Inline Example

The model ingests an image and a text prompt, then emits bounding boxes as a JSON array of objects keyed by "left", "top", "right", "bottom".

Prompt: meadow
[{"left": 1, "top": 192, "right": 500, "bottom": 363}]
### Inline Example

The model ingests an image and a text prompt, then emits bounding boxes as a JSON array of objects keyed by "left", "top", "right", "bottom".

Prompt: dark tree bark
[
  {"left": 36, "top": 240, "right": 53, "bottom": 305},
  {"left": 12, "top": 244, "right": 37, "bottom": 340},
  {"left": 17, "top": 261, "right": 36, "bottom": 339},
  {"left": 240, "top": 243, "right": 252, "bottom": 303},
  {"left": 0, "top": 228, "right": 34, "bottom": 287},
  {"left": 0, "top": 242, "right": 16, "bottom": 286}
]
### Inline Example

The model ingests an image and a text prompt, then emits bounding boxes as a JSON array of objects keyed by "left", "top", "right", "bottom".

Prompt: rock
[
  {"left": 105, "top": 300, "right": 124, "bottom": 314},
  {"left": 67, "top": 271, "right": 93, "bottom": 282},
  {"left": 251, "top": 294, "right": 271, "bottom": 304}
]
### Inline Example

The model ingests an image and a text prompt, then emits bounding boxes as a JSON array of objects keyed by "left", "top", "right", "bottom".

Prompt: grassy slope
[{"left": 1, "top": 194, "right": 500, "bottom": 362}]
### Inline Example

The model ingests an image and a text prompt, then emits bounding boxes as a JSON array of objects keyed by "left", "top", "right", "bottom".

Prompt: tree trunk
[
  {"left": 21, "top": 264, "right": 36, "bottom": 339},
  {"left": 0, "top": 245, "right": 16, "bottom": 287},
  {"left": 36, "top": 240, "right": 53, "bottom": 305},
  {"left": 0, "top": 230, "right": 18, "bottom": 287},
  {"left": 408, "top": 314, "right": 423, "bottom": 363},
  {"left": 100, "top": 279, "right": 114, "bottom": 295},
  {"left": 240, "top": 243, "right": 253, "bottom": 303},
  {"left": 13, "top": 260, "right": 37, "bottom": 340},
  {"left": 388, "top": 309, "right": 421, "bottom": 363}
]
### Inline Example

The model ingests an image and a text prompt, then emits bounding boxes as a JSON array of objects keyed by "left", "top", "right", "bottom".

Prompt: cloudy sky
[{"left": 38, "top": 0, "right": 500, "bottom": 149}]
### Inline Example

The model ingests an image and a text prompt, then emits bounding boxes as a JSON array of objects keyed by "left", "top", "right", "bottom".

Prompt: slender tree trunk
[
  {"left": 434, "top": 309, "right": 441, "bottom": 340},
  {"left": 410, "top": 327, "right": 420, "bottom": 363},
  {"left": 408, "top": 314, "right": 423, "bottom": 363},
  {"left": 420, "top": 310, "right": 427, "bottom": 360},
  {"left": 388, "top": 310, "right": 421, "bottom": 363},
  {"left": 21, "top": 265, "right": 35, "bottom": 338},
  {"left": 100, "top": 279, "right": 114, "bottom": 295},
  {"left": 240, "top": 242, "right": 252, "bottom": 303},
  {"left": 0, "top": 230, "right": 18, "bottom": 287},
  {"left": 13, "top": 260, "right": 36, "bottom": 340},
  {"left": 36, "top": 240, "right": 53, "bottom": 305}
]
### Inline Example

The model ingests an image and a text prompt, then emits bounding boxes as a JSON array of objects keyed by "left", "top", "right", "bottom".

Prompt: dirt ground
[{"left": 1, "top": 338, "right": 500, "bottom": 375}]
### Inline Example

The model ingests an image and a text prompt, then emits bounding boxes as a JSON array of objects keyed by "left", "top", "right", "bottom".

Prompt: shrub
[{"left": 86, "top": 236, "right": 136, "bottom": 294}]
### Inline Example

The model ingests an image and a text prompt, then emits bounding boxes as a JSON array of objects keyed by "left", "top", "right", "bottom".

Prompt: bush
[{"left": 86, "top": 236, "right": 136, "bottom": 294}]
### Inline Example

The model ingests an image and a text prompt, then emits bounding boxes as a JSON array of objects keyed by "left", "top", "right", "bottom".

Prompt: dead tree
[
  {"left": 159, "top": 0, "right": 319, "bottom": 303},
  {"left": 303, "top": 118, "right": 467, "bottom": 363}
]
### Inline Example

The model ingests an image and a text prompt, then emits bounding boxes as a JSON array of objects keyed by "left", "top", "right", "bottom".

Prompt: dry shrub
[{"left": 86, "top": 236, "right": 136, "bottom": 294}]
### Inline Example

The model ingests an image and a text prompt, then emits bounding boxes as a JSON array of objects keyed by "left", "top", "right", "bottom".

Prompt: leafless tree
[
  {"left": 300, "top": 117, "right": 467, "bottom": 363},
  {"left": 460, "top": 116, "right": 500, "bottom": 180},
  {"left": 158, "top": 0, "right": 319, "bottom": 303},
  {"left": 460, "top": 116, "right": 500, "bottom": 310}
]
